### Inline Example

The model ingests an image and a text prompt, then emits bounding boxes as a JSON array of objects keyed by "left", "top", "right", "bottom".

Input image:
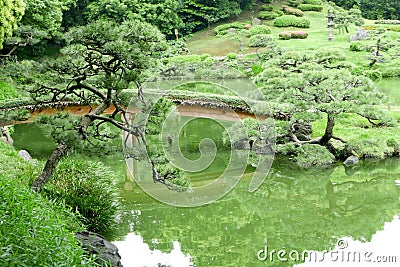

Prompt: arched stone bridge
[{"left": 0, "top": 96, "right": 270, "bottom": 127}]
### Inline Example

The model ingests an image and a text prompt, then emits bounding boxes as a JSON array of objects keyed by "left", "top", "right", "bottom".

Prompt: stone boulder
[
  {"left": 252, "top": 138, "right": 274, "bottom": 155},
  {"left": 291, "top": 121, "right": 312, "bottom": 141},
  {"left": 75, "top": 231, "right": 123, "bottom": 267},
  {"left": 0, "top": 126, "right": 13, "bottom": 145},
  {"left": 343, "top": 155, "right": 359, "bottom": 166},
  {"left": 349, "top": 27, "right": 368, "bottom": 42},
  {"left": 18, "top": 150, "right": 33, "bottom": 161},
  {"left": 233, "top": 138, "right": 251, "bottom": 150}
]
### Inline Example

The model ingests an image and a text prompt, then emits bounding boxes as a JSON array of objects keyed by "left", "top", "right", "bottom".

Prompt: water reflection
[
  {"left": 296, "top": 216, "right": 400, "bottom": 266},
  {"left": 113, "top": 233, "right": 192, "bottom": 267},
  {"left": 110, "top": 157, "right": 400, "bottom": 267}
]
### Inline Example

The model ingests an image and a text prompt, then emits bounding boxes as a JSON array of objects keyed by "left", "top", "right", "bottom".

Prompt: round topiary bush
[
  {"left": 249, "top": 25, "right": 272, "bottom": 35},
  {"left": 42, "top": 158, "right": 118, "bottom": 234},
  {"left": 249, "top": 34, "right": 273, "bottom": 47}
]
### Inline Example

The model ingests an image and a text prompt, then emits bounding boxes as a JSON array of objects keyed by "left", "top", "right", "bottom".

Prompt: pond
[
  {"left": 375, "top": 77, "right": 400, "bottom": 106},
  {"left": 12, "top": 118, "right": 400, "bottom": 266}
]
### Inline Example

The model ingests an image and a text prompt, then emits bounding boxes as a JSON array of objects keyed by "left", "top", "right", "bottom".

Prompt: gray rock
[
  {"left": 252, "top": 18, "right": 261, "bottom": 26},
  {"left": 343, "top": 155, "right": 359, "bottom": 166},
  {"left": 252, "top": 138, "right": 273, "bottom": 155},
  {"left": 349, "top": 27, "right": 368, "bottom": 42},
  {"left": 18, "top": 150, "right": 32, "bottom": 161},
  {"left": 233, "top": 138, "right": 250, "bottom": 150},
  {"left": 75, "top": 231, "right": 123, "bottom": 267}
]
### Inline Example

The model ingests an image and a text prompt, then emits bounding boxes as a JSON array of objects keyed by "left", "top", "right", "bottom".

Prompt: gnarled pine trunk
[
  {"left": 32, "top": 143, "right": 69, "bottom": 191},
  {"left": 319, "top": 114, "right": 335, "bottom": 146},
  {"left": 32, "top": 102, "right": 110, "bottom": 192}
]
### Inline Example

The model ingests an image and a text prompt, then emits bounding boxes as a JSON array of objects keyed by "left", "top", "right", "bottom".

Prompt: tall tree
[
  {"left": 20, "top": 19, "right": 167, "bottom": 191},
  {"left": 0, "top": 0, "right": 25, "bottom": 49},
  {"left": 85, "top": 0, "right": 183, "bottom": 36}
]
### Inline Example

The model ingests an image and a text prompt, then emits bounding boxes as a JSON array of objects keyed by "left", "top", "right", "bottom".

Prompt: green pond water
[
  {"left": 375, "top": 78, "right": 400, "bottom": 106},
  {"left": 12, "top": 119, "right": 400, "bottom": 267}
]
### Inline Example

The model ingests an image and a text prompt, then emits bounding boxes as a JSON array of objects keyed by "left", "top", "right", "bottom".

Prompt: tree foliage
[
  {"left": 63, "top": 0, "right": 253, "bottom": 35},
  {"left": 0, "top": 0, "right": 25, "bottom": 49},
  {"left": 330, "top": 0, "right": 400, "bottom": 20},
  {"left": 254, "top": 49, "right": 385, "bottom": 147},
  {"left": 18, "top": 19, "right": 167, "bottom": 190},
  {"left": 85, "top": 0, "right": 183, "bottom": 36}
]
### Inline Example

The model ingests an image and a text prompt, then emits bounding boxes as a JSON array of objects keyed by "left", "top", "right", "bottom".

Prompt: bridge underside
[{"left": 1, "top": 103, "right": 267, "bottom": 126}]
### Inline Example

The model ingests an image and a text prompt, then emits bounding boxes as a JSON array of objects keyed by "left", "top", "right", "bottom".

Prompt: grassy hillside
[{"left": 186, "top": 0, "right": 398, "bottom": 67}]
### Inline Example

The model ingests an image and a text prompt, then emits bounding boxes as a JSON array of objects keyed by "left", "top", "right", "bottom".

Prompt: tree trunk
[
  {"left": 32, "top": 143, "right": 69, "bottom": 192},
  {"left": 32, "top": 101, "right": 111, "bottom": 192},
  {"left": 320, "top": 114, "right": 335, "bottom": 146}
]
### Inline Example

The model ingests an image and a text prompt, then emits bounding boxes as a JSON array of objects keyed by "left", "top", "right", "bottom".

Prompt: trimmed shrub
[
  {"left": 227, "top": 53, "right": 237, "bottom": 60},
  {"left": 374, "top": 20, "right": 400, "bottom": 25},
  {"left": 286, "top": 0, "right": 301, "bottom": 7},
  {"left": 291, "top": 31, "right": 308, "bottom": 38},
  {"left": 249, "top": 34, "right": 273, "bottom": 47},
  {"left": 279, "top": 31, "right": 292, "bottom": 40},
  {"left": 297, "top": 4, "right": 323, "bottom": 12},
  {"left": 260, "top": 4, "right": 273, "bottom": 11},
  {"left": 282, "top": 5, "right": 304, "bottom": 17},
  {"left": 279, "top": 31, "right": 308, "bottom": 40},
  {"left": 303, "top": 0, "right": 321, "bottom": 5},
  {"left": 42, "top": 158, "right": 118, "bottom": 234},
  {"left": 274, "top": 15, "right": 310, "bottom": 28},
  {"left": 250, "top": 25, "right": 272, "bottom": 35},
  {"left": 349, "top": 41, "right": 364, "bottom": 52},
  {"left": 214, "top": 22, "right": 247, "bottom": 35},
  {"left": 258, "top": 11, "right": 283, "bottom": 20},
  {"left": 362, "top": 25, "right": 400, "bottom": 32}
]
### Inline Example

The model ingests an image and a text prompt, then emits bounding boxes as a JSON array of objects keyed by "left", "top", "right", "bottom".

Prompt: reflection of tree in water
[{"left": 109, "top": 158, "right": 400, "bottom": 267}]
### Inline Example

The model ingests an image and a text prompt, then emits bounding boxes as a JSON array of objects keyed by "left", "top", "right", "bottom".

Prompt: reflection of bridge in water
[{"left": 1, "top": 100, "right": 268, "bottom": 126}]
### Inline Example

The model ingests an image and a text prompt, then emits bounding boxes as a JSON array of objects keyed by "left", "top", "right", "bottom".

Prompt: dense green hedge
[
  {"left": 303, "top": 0, "right": 322, "bottom": 5},
  {"left": 260, "top": 4, "right": 273, "bottom": 11},
  {"left": 274, "top": 15, "right": 311, "bottom": 28},
  {"left": 374, "top": 20, "right": 400, "bottom": 25},
  {"left": 362, "top": 25, "right": 400, "bottom": 32},
  {"left": 258, "top": 11, "right": 283, "bottom": 20},
  {"left": 282, "top": 5, "right": 303, "bottom": 17},
  {"left": 297, "top": 4, "right": 323, "bottom": 12},
  {"left": 279, "top": 31, "right": 308, "bottom": 40},
  {"left": 286, "top": 0, "right": 301, "bottom": 7},
  {"left": 249, "top": 25, "right": 272, "bottom": 35}
]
